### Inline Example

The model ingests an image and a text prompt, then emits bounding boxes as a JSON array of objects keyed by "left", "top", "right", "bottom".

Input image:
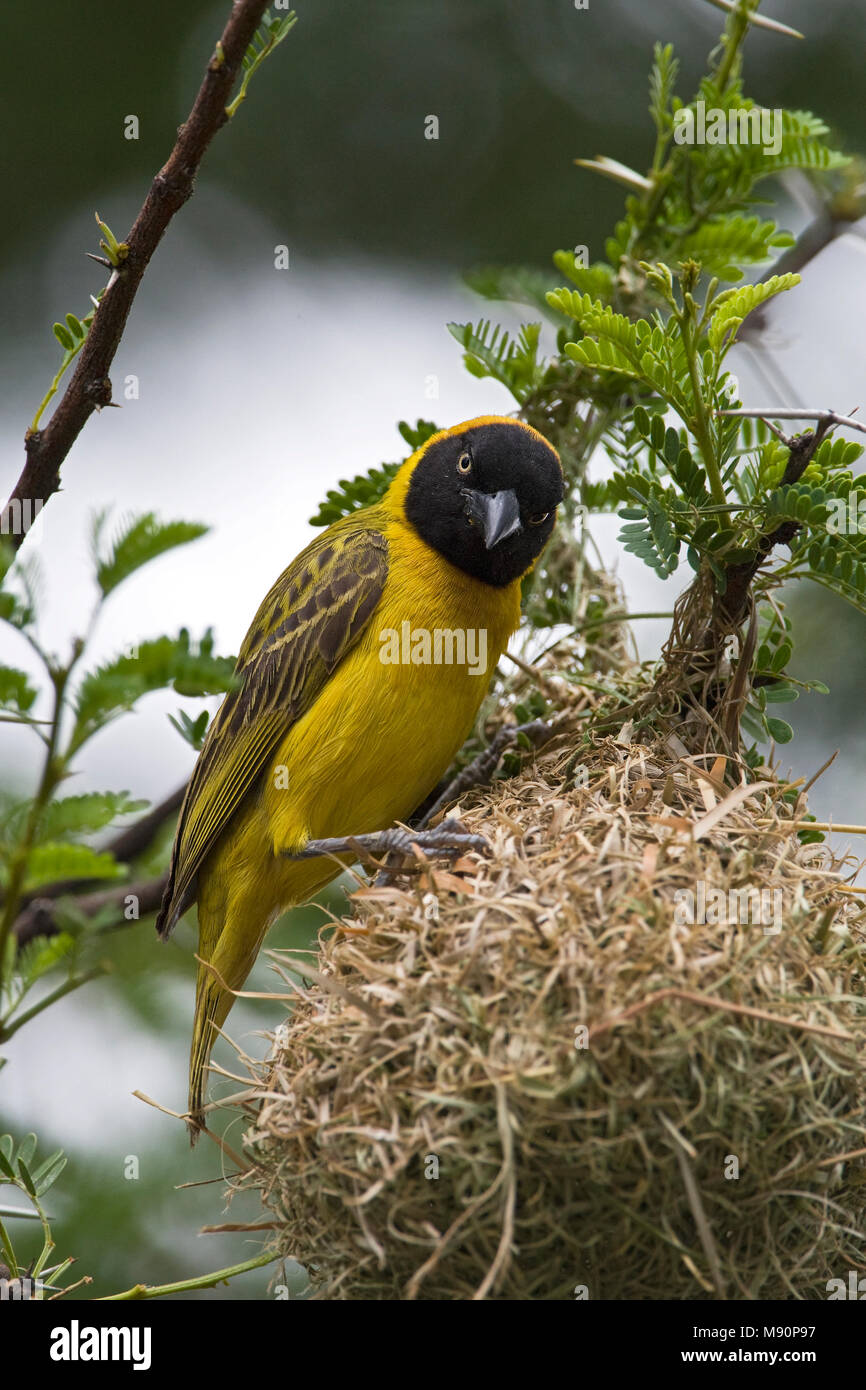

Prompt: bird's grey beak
[{"left": 463, "top": 488, "right": 523, "bottom": 549}]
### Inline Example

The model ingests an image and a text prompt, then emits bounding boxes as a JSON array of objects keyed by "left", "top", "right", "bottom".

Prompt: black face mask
[{"left": 404, "top": 422, "right": 563, "bottom": 587}]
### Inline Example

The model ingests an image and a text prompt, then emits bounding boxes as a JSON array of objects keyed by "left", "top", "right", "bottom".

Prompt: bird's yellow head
[{"left": 387, "top": 416, "right": 564, "bottom": 587}]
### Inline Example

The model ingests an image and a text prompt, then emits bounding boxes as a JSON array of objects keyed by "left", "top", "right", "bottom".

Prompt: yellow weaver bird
[{"left": 156, "top": 416, "right": 563, "bottom": 1136}]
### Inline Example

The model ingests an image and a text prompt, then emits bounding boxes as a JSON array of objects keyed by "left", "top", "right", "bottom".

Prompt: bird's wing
[{"left": 156, "top": 524, "right": 388, "bottom": 937}]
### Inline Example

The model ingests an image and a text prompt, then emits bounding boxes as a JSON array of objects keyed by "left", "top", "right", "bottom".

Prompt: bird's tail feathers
[{"left": 187, "top": 961, "right": 233, "bottom": 1144}]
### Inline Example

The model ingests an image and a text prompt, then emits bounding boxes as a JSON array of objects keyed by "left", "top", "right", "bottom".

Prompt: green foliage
[
  {"left": 94, "top": 212, "right": 128, "bottom": 270},
  {"left": 308, "top": 4, "right": 848, "bottom": 678},
  {"left": 226, "top": 8, "right": 298, "bottom": 119},
  {"left": 0, "top": 548, "right": 36, "bottom": 632},
  {"left": 14, "top": 934, "right": 76, "bottom": 994},
  {"left": 52, "top": 313, "right": 86, "bottom": 353},
  {"left": 168, "top": 708, "right": 211, "bottom": 751},
  {"left": 707, "top": 274, "right": 800, "bottom": 355},
  {"left": 0, "top": 1118, "right": 275, "bottom": 1297},
  {"left": 31, "top": 300, "right": 98, "bottom": 431},
  {"left": 0, "top": 666, "right": 38, "bottom": 715},
  {"left": 1, "top": 933, "right": 77, "bottom": 1023},
  {"left": 92, "top": 512, "right": 208, "bottom": 597},
  {"left": 0, "top": 1132, "right": 67, "bottom": 1201},
  {"left": 564, "top": 310, "right": 690, "bottom": 416},
  {"left": 739, "top": 605, "right": 831, "bottom": 751},
  {"left": 396, "top": 419, "right": 440, "bottom": 451},
  {"left": 649, "top": 42, "right": 679, "bottom": 140},
  {"left": 671, "top": 215, "right": 793, "bottom": 283},
  {"left": 447, "top": 319, "right": 543, "bottom": 403},
  {"left": 0, "top": 511, "right": 234, "bottom": 1046},
  {"left": 34, "top": 791, "right": 148, "bottom": 842},
  {"left": 0, "top": 1130, "right": 78, "bottom": 1297},
  {"left": 550, "top": 253, "right": 616, "bottom": 305},
  {"left": 435, "top": 3, "right": 856, "bottom": 761},
  {"left": 71, "top": 630, "right": 236, "bottom": 752},
  {"left": 309, "top": 460, "right": 398, "bottom": 526},
  {"left": 464, "top": 264, "right": 560, "bottom": 319},
  {"left": 630, "top": 68, "right": 844, "bottom": 280},
  {"left": 501, "top": 692, "right": 548, "bottom": 775},
  {"left": 618, "top": 489, "right": 684, "bottom": 580},
  {"left": 22, "top": 844, "right": 123, "bottom": 892},
  {"left": 309, "top": 419, "right": 439, "bottom": 525},
  {"left": 552, "top": 255, "right": 866, "bottom": 673}
]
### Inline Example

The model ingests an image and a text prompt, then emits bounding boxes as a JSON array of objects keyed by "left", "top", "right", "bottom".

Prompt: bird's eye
[
  {"left": 456, "top": 451, "right": 472, "bottom": 474},
  {"left": 528, "top": 511, "right": 550, "bottom": 526}
]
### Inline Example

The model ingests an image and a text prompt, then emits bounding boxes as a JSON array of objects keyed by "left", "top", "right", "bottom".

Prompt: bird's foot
[{"left": 283, "top": 816, "right": 487, "bottom": 869}]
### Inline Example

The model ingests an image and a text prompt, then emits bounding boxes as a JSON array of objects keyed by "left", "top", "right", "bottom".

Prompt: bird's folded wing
[{"left": 156, "top": 524, "right": 388, "bottom": 937}]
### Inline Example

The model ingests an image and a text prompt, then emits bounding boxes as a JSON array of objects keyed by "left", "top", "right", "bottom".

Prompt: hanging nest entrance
[{"left": 225, "top": 668, "right": 866, "bottom": 1300}]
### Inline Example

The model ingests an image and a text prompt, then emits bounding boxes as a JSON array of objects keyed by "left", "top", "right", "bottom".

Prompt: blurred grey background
[{"left": 1, "top": 0, "right": 865, "bottom": 1297}]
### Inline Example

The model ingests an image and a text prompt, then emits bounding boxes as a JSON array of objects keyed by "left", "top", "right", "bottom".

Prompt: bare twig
[
  {"left": 757, "top": 819, "right": 866, "bottom": 834},
  {"left": 717, "top": 407, "right": 866, "bottom": 437},
  {"left": 1, "top": 0, "right": 275, "bottom": 550},
  {"left": 13, "top": 873, "right": 168, "bottom": 947},
  {"left": 96, "top": 1250, "right": 278, "bottom": 1301}
]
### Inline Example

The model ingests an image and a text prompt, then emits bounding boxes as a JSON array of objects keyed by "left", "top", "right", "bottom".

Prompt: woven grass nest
[{"left": 228, "top": 667, "right": 866, "bottom": 1300}]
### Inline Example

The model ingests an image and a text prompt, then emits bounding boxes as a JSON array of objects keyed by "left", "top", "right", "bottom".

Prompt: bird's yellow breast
[
  {"left": 196, "top": 511, "right": 521, "bottom": 941},
  {"left": 262, "top": 513, "right": 520, "bottom": 856}
]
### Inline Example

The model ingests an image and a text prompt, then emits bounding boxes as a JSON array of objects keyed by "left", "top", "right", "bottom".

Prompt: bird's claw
[{"left": 285, "top": 816, "right": 488, "bottom": 868}]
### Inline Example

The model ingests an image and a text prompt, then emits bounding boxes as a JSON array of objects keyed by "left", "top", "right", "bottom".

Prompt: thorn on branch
[
  {"left": 85, "top": 378, "right": 113, "bottom": 409},
  {"left": 153, "top": 171, "right": 196, "bottom": 206},
  {"left": 702, "top": 0, "right": 803, "bottom": 40}
]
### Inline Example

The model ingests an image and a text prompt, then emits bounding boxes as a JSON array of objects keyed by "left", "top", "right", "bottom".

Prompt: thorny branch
[
  {"left": 1, "top": 0, "right": 273, "bottom": 550},
  {"left": 709, "top": 413, "right": 841, "bottom": 633},
  {"left": 13, "top": 873, "right": 169, "bottom": 949},
  {"left": 658, "top": 406, "right": 853, "bottom": 749}
]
